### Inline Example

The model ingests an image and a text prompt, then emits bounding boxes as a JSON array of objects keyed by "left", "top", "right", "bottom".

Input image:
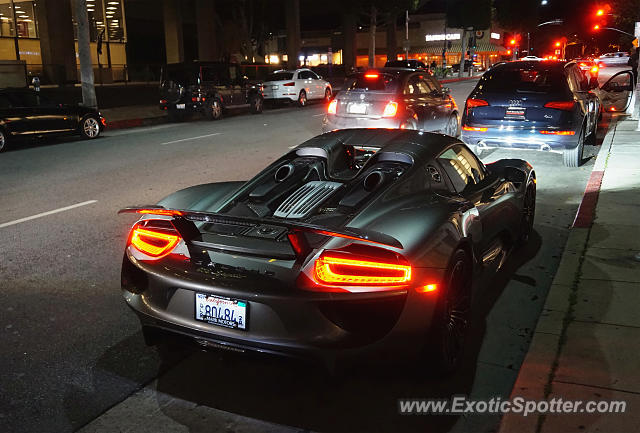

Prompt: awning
[{"left": 412, "top": 42, "right": 508, "bottom": 55}]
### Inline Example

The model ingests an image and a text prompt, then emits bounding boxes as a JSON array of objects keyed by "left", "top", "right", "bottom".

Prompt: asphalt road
[{"left": 0, "top": 80, "right": 605, "bottom": 433}]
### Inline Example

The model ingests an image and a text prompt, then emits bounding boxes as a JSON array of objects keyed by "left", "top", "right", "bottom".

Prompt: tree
[{"left": 493, "top": 0, "right": 539, "bottom": 33}]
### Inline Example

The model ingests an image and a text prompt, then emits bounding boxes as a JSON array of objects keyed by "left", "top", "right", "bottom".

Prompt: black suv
[{"left": 159, "top": 62, "right": 266, "bottom": 121}]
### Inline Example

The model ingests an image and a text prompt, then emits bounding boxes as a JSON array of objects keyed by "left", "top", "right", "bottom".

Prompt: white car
[
  {"left": 262, "top": 69, "right": 332, "bottom": 106},
  {"left": 596, "top": 52, "right": 630, "bottom": 66}
]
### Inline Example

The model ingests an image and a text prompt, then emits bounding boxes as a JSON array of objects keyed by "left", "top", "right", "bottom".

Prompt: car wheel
[
  {"left": 324, "top": 87, "right": 332, "bottom": 102},
  {"left": 249, "top": 95, "right": 263, "bottom": 114},
  {"left": 207, "top": 99, "right": 222, "bottom": 120},
  {"left": 0, "top": 129, "right": 6, "bottom": 152},
  {"left": 444, "top": 113, "right": 460, "bottom": 137},
  {"left": 297, "top": 90, "right": 307, "bottom": 107},
  {"left": 517, "top": 180, "right": 536, "bottom": 245},
  {"left": 563, "top": 124, "right": 584, "bottom": 167},
  {"left": 80, "top": 116, "right": 101, "bottom": 139},
  {"left": 428, "top": 248, "right": 471, "bottom": 374}
]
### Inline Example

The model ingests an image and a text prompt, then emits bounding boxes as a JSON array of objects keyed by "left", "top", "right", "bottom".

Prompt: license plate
[
  {"left": 506, "top": 107, "right": 525, "bottom": 117},
  {"left": 176, "top": 103, "right": 186, "bottom": 109},
  {"left": 347, "top": 103, "right": 367, "bottom": 114},
  {"left": 195, "top": 293, "right": 247, "bottom": 330}
]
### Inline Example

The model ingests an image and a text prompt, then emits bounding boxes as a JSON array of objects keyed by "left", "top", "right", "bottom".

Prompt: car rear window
[
  {"left": 267, "top": 72, "right": 294, "bottom": 81},
  {"left": 345, "top": 73, "right": 399, "bottom": 92},
  {"left": 478, "top": 67, "right": 566, "bottom": 94}
]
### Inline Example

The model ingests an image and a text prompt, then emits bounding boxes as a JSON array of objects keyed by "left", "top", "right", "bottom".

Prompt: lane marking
[
  {"left": 0, "top": 200, "right": 98, "bottom": 229},
  {"left": 107, "top": 123, "right": 176, "bottom": 137},
  {"left": 160, "top": 132, "right": 221, "bottom": 145}
]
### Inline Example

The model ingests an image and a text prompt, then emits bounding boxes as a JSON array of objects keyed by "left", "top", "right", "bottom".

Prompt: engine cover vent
[{"left": 274, "top": 181, "right": 343, "bottom": 219}]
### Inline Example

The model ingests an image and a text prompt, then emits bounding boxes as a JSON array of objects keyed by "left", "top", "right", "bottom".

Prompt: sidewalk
[{"left": 499, "top": 117, "right": 640, "bottom": 432}]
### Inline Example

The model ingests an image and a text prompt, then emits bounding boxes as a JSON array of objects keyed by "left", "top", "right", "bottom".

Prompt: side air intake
[{"left": 274, "top": 181, "right": 343, "bottom": 219}]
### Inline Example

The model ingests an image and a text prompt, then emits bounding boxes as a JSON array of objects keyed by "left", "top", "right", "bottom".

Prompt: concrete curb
[
  {"left": 107, "top": 116, "right": 168, "bottom": 130},
  {"left": 497, "top": 119, "right": 620, "bottom": 433},
  {"left": 440, "top": 76, "right": 481, "bottom": 84}
]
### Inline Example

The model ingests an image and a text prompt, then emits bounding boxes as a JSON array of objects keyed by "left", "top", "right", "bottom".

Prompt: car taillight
[
  {"left": 544, "top": 101, "right": 575, "bottom": 111},
  {"left": 100, "top": 117, "right": 107, "bottom": 126},
  {"left": 364, "top": 73, "right": 379, "bottom": 79},
  {"left": 159, "top": 99, "right": 167, "bottom": 104},
  {"left": 313, "top": 252, "right": 411, "bottom": 286},
  {"left": 283, "top": 82, "right": 295, "bottom": 86},
  {"left": 466, "top": 98, "right": 489, "bottom": 108},
  {"left": 128, "top": 222, "right": 181, "bottom": 258},
  {"left": 462, "top": 125, "right": 488, "bottom": 132},
  {"left": 590, "top": 66, "right": 599, "bottom": 74},
  {"left": 540, "top": 130, "right": 575, "bottom": 135},
  {"left": 327, "top": 99, "right": 337, "bottom": 114},
  {"left": 382, "top": 101, "right": 398, "bottom": 117}
]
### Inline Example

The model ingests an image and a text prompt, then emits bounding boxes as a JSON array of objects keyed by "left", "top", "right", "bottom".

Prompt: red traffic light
[
  {"left": 596, "top": 9, "right": 604, "bottom": 16},
  {"left": 510, "top": 39, "right": 516, "bottom": 45},
  {"left": 594, "top": 24, "right": 600, "bottom": 30}
]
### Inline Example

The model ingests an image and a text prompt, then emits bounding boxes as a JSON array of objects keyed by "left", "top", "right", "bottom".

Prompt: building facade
[{"left": 0, "top": 0, "right": 128, "bottom": 84}]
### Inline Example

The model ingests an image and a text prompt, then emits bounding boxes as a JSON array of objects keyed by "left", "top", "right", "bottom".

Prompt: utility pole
[
  {"left": 405, "top": 10, "right": 409, "bottom": 60},
  {"left": 75, "top": 0, "right": 97, "bottom": 109},
  {"left": 458, "top": 29, "right": 468, "bottom": 79},
  {"left": 368, "top": 4, "right": 377, "bottom": 68}
]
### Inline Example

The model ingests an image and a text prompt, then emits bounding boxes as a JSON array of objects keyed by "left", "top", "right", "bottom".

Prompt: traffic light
[
  {"left": 555, "top": 41, "right": 561, "bottom": 47},
  {"left": 510, "top": 39, "right": 516, "bottom": 45},
  {"left": 596, "top": 9, "right": 604, "bottom": 16},
  {"left": 594, "top": 24, "right": 600, "bottom": 30}
]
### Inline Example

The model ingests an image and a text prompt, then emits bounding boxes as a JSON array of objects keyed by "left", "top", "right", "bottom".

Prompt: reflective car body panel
[{"left": 121, "top": 129, "right": 534, "bottom": 367}]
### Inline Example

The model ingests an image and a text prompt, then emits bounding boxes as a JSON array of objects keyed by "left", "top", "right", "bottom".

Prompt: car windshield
[
  {"left": 346, "top": 73, "right": 399, "bottom": 92},
  {"left": 266, "top": 72, "right": 294, "bottom": 81},
  {"left": 478, "top": 67, "right": 566, "bottom": 94}
]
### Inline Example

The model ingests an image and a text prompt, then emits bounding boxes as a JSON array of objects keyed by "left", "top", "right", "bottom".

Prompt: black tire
[
  {"left": 517, "top": 180, "right": 536, "bottom": 245},
  {"left": 324, "top": 87, "right": 332, "bottom": 102},
  {"left": 0, "top": 129, "right": 6, "bottom": 152},
  {"left": 249, "top": 94, "right": 263, "bottom": 114},
  {"left": 79, "top": 115, "right": 101, "bottom": 139},
  {"left": 427, "top": 248, "right": 472, "bottom": 374},
  {"left": 563, "top": 124, "right": 584, "bottom": 167},
  {"left": 206, "top": 99, "right": 223, "bottom": 120},
  {"left": 444, "top": 113, "right": 460, "bottom": 137},
  {"left": 297, "top": 90, "right": 307, "bottom": 107}
]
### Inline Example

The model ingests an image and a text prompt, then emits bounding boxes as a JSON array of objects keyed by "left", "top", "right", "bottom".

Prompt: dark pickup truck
[{"left": 159, "top": 62, "right": 268, "bottom": 121}]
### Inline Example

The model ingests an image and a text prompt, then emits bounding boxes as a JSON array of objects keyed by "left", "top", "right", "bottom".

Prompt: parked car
[
  {"left": 451, "top": 60, "right": 481, "bottom": 73},
  {"left": 596, "top": 52, "right": 630, "bottom": 66},
  {"left": 119, "top": 128, "right": 536, "bottom": 372},
  {"left": 322, "top": 68, "right": 460, "bottom": 136},
  {"left": 384, "top": 59, "right": 428, "bottom": 70},
  {"left": 461, "top": 60, "right": 633, "bottom": 167},
  {"left": 0, "top": 88, "right": 105, "bottom": 152},
  {"left": 159, "top": 61, "right": 264, "bottom": 121},
  {"left": 261, "top": 68, "right": 332, "bottom": 106}
]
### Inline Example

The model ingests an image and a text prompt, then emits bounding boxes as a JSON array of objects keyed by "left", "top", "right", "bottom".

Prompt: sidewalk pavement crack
[{"left": 552, "top": 379, "right": 640, "bottom": 396}]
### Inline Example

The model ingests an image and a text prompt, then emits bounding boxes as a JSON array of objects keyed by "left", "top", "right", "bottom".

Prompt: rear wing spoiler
[{"left": 119, "top": 206, "right": 403, "bottom": 257}]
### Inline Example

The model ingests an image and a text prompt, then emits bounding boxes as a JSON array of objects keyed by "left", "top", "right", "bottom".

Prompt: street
[{"left": 0, "top": 79, "right": 607, "bottom": 433}]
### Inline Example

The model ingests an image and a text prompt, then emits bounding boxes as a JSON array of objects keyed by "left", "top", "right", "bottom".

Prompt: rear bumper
[
  {"left": 122, "top": 252, "right": 442, "bottom": 368},
  {"left": 461, "top": 126, "right": 580, "bottom": 152},
  {"left": 159, "top": 101, "right": 205, "bottom": 112},
  {"left": 263, "top": 88, "right": 298, "bottom": 102},
  {"left": 322, "top": 115, "right": 403, "bottom": 133}
]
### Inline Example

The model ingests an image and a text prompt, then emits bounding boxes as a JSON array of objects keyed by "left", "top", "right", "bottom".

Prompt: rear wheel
[
  {"left": 206, "top": 99, "right": 222, "bottom": 120},
  {"left": 324, "top": 87, "right": 332, "bottom": 102},
  {"left": 297, "top": 90, "right": 307, "bottom": 107},
  {"left": 428, "top": 249, "right": 472, "bottom": 374},
  {"left": 563, "top": 124, "right": 584, "bottom": 167},
  {"left": 80, "top": 116, "right": 101, "bottom": 139},
  {"left": 0, "top": 129, "right": 6, "bottom": 152},
  {"left": 444, "top": 113, "right": 460, "bottom": 137},
  {"left": 518, "top": 181, "right": 536, "bottom": 245},
  {"left": 249, "top": 94, "right": 263, "bottom": 114}
]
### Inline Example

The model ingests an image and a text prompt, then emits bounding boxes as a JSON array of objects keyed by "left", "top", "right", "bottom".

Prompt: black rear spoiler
[{"left": 119, "top": 206, "right": 403, "bottom": 254}]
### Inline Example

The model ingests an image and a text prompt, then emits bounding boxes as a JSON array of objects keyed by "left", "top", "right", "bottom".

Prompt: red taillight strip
[
  {"left": 327, "top": 99, "right": 337, "bottom": 114},
  {"left": 130, "top": 226, "right": 181, "bottom": 258},
  {"left": 313, "top": 255, "right": 411, "bottom": 286},
  {"left": 540, "top": 130, "right": 575, "bottom": 135},
  {"left": 462, "top": 125, "right": 488, "bottom": 132},
  {"left": 136, "top": 209, "right": 184, "bottom": 216},
  {"left": 544, "top": 101, "right": 575, "bottom": 111}
]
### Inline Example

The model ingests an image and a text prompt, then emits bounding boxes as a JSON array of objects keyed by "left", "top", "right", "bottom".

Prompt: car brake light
[
  {"left": 327, "top": 99, "right": 337, "bottom": 114},
  {"left": 100, "top": 117, "right": 107, "bottom": 126},
  {"left": 539, "top": 130, "right": 576, "bottom": 135},
  {"left": 159, "top": 99, "right": 167, "bottom": 104},
  {"left": 313, "top": 253, "right": 411, "bottom": 286},
  {"left": 129, "top": 223, "right": 181, "bottom": 258},
  {"left": 416, "top": 284, "right": 438, "bottom": 293},
  {"left": 466, "top": 98, "right": 489, "bottom": 108},
  {"left": 364, "top": 73, "right": 379, "bottom": 79},
  {"left": 283, "top": 82, "right": 295, "bottom": 86},
  {"left": 590, "top": 66, "right": 599, "bottom": 74},
  {"left": 544, "top": 101, "right": 575, "bottom": 111},
  {"left": 462, "top": 125, "right": 488, "bottom": 132},
  {"left": 382, "top": 101, "right": 398, "bottom": 117}
]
